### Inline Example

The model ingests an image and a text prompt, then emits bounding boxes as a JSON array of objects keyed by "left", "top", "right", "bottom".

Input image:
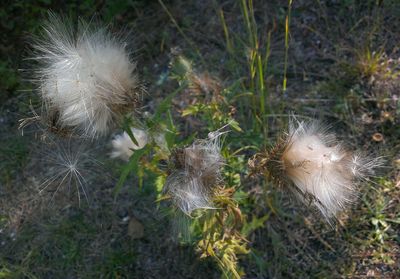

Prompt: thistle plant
[
  {"left": 30, "top": 13, "right": 141, "bottom": 138},
  {"left": 197, "top": 186, "right": 249, "bottom": 279},
  {"left": 21, "top": 10, "right": 385, "bottom": 279},
  {"left": 36, "top": 137, "right": 99, "bottom": 205},
  {"left": 110, "top": 127, "right": 149, "bottom": 162},
  {"left": 163, "top": 129, "right": 229, "bottom": 215},
  {"left": 249, "top": 116, "right": 383, "bottom": 222}
]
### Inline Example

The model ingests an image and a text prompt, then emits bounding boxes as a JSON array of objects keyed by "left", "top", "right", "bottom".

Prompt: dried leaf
[{"left": 128, "top": 217, "right": 144, "bottom": 239}]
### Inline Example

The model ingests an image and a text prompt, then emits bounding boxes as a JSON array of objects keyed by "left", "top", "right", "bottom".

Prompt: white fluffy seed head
[
  {"left": 282, "top": 120, "right": 352, "bottom": 219},
  {"left": 32, "top": 13, "right": 140, "bottom": 137},
  {"left": 165, "top": 172, "right": 215, "bottom": 215},
  {"left": 284, "top": 118, "right": 384, "bottom": 220},
  {"left": 164, "top": 131, "right": 225, "bottom": 216},
  {"left": 253, "top": 117, "right": 383, "bottom": 222},
  {"left": 110, "top": 128, "right": 148, "bottom": 161},
  {"left": 36, "top": 138, "right": 100, "bottom": 205}
]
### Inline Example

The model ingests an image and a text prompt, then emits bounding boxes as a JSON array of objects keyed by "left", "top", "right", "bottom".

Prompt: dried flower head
[
  {"left": 36, "top": 138, "right": 100, "bottom": 205},
  {"left": 188, "top": 72, "right": 222, "bottom": 103},
  {"left": 164, "top": 131, "right": 225, "bottom": 216},
  {"left": 31, "top": 13, "right": 141, "bottom": 137},
  {"left": 249, "top": 117, "right": 383, "bottom": 221},
  {"left": 110, "top": 128, "right": 148, "bottom": 161}
]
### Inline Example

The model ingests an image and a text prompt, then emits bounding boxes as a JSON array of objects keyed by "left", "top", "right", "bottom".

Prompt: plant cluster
[{"left": 20, "top": 10, "right": 384, "bottom": 278}]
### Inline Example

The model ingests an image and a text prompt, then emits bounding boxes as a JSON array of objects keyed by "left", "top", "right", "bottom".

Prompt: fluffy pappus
[
  {"left": 249, "top": 117, "right": 383, "bottom": 221},
  {"left": 36, "top": 138, "right": 102, "bottom": 205},
  {"left": 31, "top": 13, "right": 141, "bottom": 137},
  {"left": 110, "top": 128, "right": 148, "bottom": 161},
  {"left": 164, "top": 131, "right": 225, "bottom": 216}
]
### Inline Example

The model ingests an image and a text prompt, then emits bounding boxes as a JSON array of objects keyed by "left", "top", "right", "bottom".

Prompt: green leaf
[
  {"left": 181, "top": 105, "right": 201, "bottom": 117},
  {"left": 228, "top": 119, "right": 242, "bottom": 132},
  {"left": 241, "top": 214, "right": 270, "bottom": 237},
  {"left": 113, "top": 146, "right": 149, "bottom": 199},
  {"left": 171, "top": 56, "right": 193, "bottom": 78},
  {"left": 152, "top": 85, "right": 185, "bottom": 122},
  {"left": 0, "top": 268, "right": 11, "bottom": 278},
  {"left": 155, "top": 174, "right": 167, "bottom": 201},
  {"left": 165, "top": 109, "right": 176, "bottom": 149},
  {"left": 121, "top": 118, "right": 139, "bottom": 146}
]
